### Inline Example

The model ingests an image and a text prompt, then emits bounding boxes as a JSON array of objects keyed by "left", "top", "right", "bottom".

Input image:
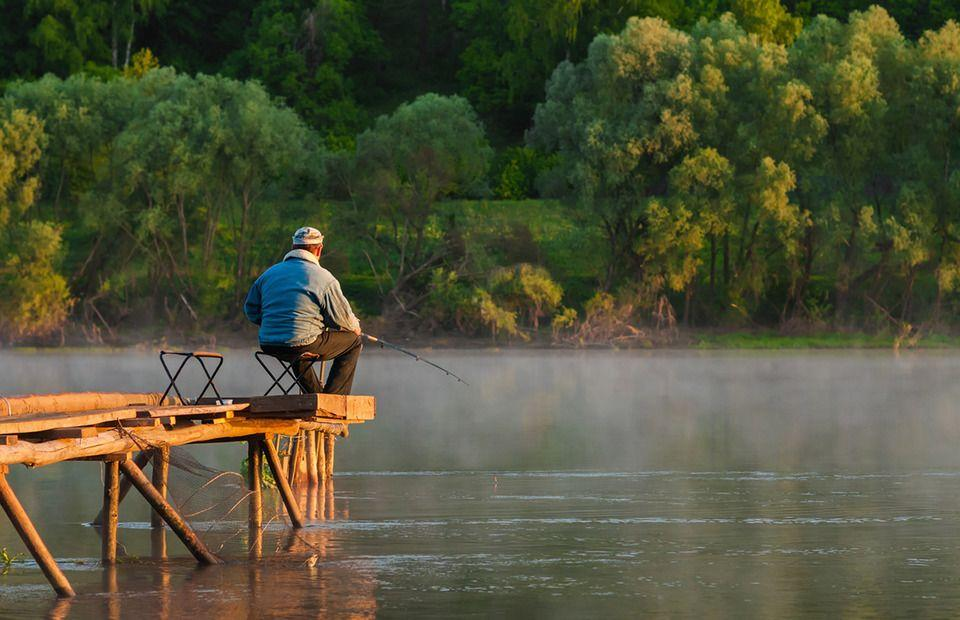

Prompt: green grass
[{"left": 695, "top": 330, "right": 960, "bottom": 350}]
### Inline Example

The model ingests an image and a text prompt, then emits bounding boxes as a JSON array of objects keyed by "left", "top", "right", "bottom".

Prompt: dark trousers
[{"left": 261, "top": 331, "right": 362, "bottom": 395}]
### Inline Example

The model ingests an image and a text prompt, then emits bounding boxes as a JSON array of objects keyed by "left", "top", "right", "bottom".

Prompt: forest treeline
[{"left": 2, "top": 3, "right": 960, "bottom": 344}]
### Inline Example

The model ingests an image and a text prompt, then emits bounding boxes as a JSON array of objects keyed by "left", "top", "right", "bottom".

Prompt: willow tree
[
  {"left": 528, "top": 16, "right": 696, "bottom": 289},
  {"left": 529, "top": 14, "right": 826, "bottom": 321},
  {"left": 0, "top": 108, "right": 73, "bottom": 342},
  {"left": 349, "top": 93, "right": 492, "bottom": 315}
]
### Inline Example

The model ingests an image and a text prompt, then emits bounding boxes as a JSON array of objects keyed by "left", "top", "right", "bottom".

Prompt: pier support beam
[
  {"left": 247, "top": 439, "right": 263, "bottom": 558},
  {"left": 93, "top": 450, "right": 151, "bottom": 526},
  {"left": 119, "top": 458, "right": 221, "bottom": 565},
  {"left": 0, "top": 466, "right": 75, "bottom": 598},
  {"left": 306, "top": 431, "right": 319, "bottom": 486},
  {"left": 323, "top": 433, "right": 335, "bottom": 480},
  {"left": 102, "top": 459, "right": 120, "bottom": 565},
  {"left": 287, "top": 432, "right": 303, "bottom": 487},
  {"left": 261, "top": 437, "right": 304, "bottom": 528},
  {"left": 150, "top": 447, "right": 169, "bottom": 529}
]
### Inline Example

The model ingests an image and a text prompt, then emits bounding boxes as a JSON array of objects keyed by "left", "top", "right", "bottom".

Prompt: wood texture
[
  {"left": 0, "top": 473, "right": 75, "bottom": 597},
  {"left": 27, "top": 427, "right": 99, "bottom": 440},
  {"left": 218, "top": 394, "right": 375, "bottom": 420},
  {"left": 0, "top": 419, "right": 301, "bottom": 467},
  {"left": 261, "top": 438, "right": 304, "bottom": 528},
  {"left": 119, "top": 459, "right": 221, "bottom": 565},
  {"left": 247, "top": 440, "right": 263, "bottom": 559},
  {"left": 135, "top": 403, "right": 247, "bottom": 418},
  {"left": 306, "top": 431, "right": 319, "bottom": 486},
  {"left": 324, "top": 433, "right": 336, "bottom": 480},
  {"left": 0, "top": 407, "right": 141, "bottom": 436},
  {"left": 151, "top": 447, "right": 169, "bottom": 529},
  {"left": 93, "top": 451, "right": 152, "bottom": 526},
  {"left": 102, "top": 459, "right": 120, "bottom": 564},
  {"left": 0, "top": 392, "right": 167, "bottom": 417}
]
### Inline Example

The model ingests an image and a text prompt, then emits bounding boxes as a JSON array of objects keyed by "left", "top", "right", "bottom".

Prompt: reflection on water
[{"left": 3, "top": 350, "right": 960, "bottom": 616}]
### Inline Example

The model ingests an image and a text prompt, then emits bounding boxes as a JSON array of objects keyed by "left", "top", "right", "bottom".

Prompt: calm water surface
[{"left": 2, "top": 349, "right": 960, "bottom": 617}]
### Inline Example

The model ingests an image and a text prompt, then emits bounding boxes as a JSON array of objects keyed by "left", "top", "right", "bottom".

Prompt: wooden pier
[{"left": 0, "top": 389, "right": 375, "bottom": 597}]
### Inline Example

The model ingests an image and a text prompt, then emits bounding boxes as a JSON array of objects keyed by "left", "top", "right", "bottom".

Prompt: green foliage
[
  {"left": 3, "top": 70, "right": 314, "bottom": 330},
  {"left": 349, "top": 93, "right": 492, "bottom": 313},
  {"left": 492, "top": 147, "right": 558, "bottom": 199},
  {"left": 488, "top": 263, "right": 563, "bottom": 329},
  {"left": 224, "top": 0, "right": 381, "bottom": 143},
  {"left": 1, "top": 546, "right": 24, "bottom": 574},
  {"left": 0, "top": 107, "right": 73, "bottom": 342},
  {"left": 476, "top": 288, "right": 522, "bottom": 341},
  {"left": 730, "top": 0, "right": 803, "bottom": 44}
]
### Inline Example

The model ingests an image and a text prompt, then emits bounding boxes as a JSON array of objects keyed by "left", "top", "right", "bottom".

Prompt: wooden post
[
  {"left": 151, "top": 446, "right": 169, "bottom": 529},
  {"left": 287, "top": 432, "right": 303, "bottom": 487},
  {"left": 260, "top": 438, "right": 304, "bottom": 528},
  {"left": 247, "top": 439, "right": 263, "bottom": 558},
  {"left": 306, "top": 431, "right": 319, "bottom": 486},
  {"left": 93, "top": 450, "right": 151, "bottom": 526},
  {"left": 323, "top": 433, "right": 335, "bottom": 480},
  {"left": 316, "top": 431, "right": 326, "bottom": 483},
  {"left": 102, "top": 459, "right": 120, "bottom": 565},
  {"left": 150, "top": 526, "right": 167, "bottom": 560},
  {"left": 118, "top": 458, "right": 221, "bottom": 565},
  {"left": 0, "top": 467, "right": 75, "bottom": 597}
]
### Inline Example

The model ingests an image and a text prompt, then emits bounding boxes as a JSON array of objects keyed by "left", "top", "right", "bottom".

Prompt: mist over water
[{"left": 3, "top": 349, "right": 960, "bottom": 617}]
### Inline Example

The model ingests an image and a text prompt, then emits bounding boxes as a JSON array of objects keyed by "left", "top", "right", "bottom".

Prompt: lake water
[{"left": 3, "top": 349, "right": 960, "bottom": 617}]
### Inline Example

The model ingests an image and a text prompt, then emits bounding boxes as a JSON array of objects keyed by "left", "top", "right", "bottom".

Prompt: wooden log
[
  {"left": 323, "top": 433, "right": 335, "bottom": 480},
  {"left": 93, "top": 451, "right": 152, "bottom": 526},
  {"left": 260, "top": 438, "right": 304, "bottom": 528},
  {"left": 0, "top": 407, "right": 141, "bottom": 436},
  {"left": 151, "top": 526, "right": 167, "bottom": 560},
  {"left": 212, "top": 394, "right": 375, "bottom": 420},
  {"left": 0, "top": 419, "right": 301, "bottom": 468},
  {"left": 119, "top": 458, "right": 221, "bottom": 565},
  {"left": 247, "top": 440, "right": 263, "bottom": 559},
  {"left": 0, "top": 392, "right": 167, "bottom": 417},
  {"left": 0, "top": 470, "right": 75, "bottom": 597},
  {"left": 288, "top": 432, "right": 303, "bottom": 487},
  {"left": 151, "top": 447, "right": 169, "bottom": 529},
  {"left": 102, "top": 459, "right": 121, "bottom": 564},
  {"left": 306, "top": 431, "right": 319, "bottom": 486},
  {"left": 317, "top": 430, "right": 326, "bottom": 480}
]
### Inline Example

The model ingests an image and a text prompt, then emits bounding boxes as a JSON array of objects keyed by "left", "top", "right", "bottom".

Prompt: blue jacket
[{"left": 244, "top": 249, "right": 360, "bottom": 346}]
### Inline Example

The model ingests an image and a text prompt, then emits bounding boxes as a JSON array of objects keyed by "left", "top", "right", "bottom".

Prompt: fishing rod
[{"left": 362, "top": 333, "right": 469, "bottom": 385}]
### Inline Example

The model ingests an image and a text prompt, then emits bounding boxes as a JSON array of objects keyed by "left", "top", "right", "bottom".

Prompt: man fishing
[{"left": 243, "top": 226, "right": 362, "bottom": 395}]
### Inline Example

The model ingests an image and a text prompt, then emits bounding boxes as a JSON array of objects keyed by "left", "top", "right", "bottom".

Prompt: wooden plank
[
  {"left": 217, "top": 394, "right": 375, "bottom": 420},
  {"left": 0, "top": 407, "right": 140, "bottom": 435},
  {"left": 136, "top": 403, "right": 247, "bottom": 418},
  {"left": 26, "top": 427, "right": 99, "bottom": 440},
  {"left": 0, "top": 392, "right": 167, "bottom": 417},
  {"left": 188, "top": 411, "right": 235, "bottom": 421},
  {"left": 0, "top": 418, "right": 303, "bottom": 467}
]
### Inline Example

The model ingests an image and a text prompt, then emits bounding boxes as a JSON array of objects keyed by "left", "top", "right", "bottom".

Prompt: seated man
[{"left": 244, "top": 226, "right": 362, "bottom": 395}]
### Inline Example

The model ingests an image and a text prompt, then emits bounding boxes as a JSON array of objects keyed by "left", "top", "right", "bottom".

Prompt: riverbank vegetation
[{"left": 2, "top": 2, "right": 960, "bottom": 347}]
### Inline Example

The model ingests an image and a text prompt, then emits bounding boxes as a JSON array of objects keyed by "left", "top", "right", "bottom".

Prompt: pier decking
[{"left": 0, "top": 390, "right": 375, "bottom": 597}]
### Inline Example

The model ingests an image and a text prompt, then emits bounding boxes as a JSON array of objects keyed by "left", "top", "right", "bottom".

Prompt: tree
[
  {"left": 224, "top": 0, "right": 381, "bottom": 145},
  {"left": 348, "top": 93, "right": 492, "bottom": 314},
  {"left": 0, "top": 108, "right": 73, "bottom": 342}
]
